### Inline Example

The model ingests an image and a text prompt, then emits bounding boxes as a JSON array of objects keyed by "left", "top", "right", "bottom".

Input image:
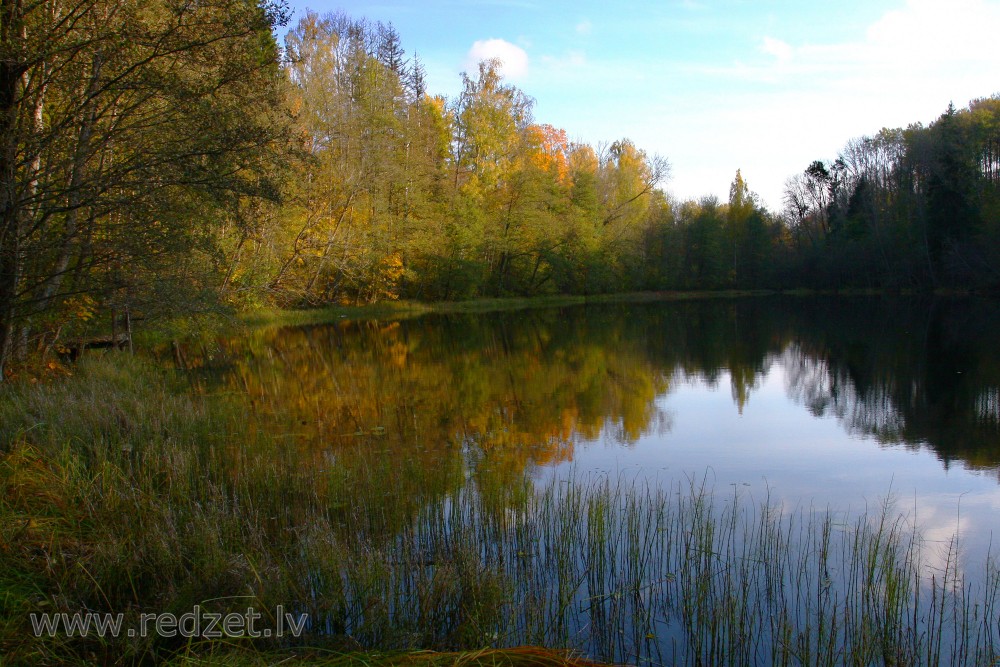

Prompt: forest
[{"left": 3, "top": 1, "right": 1000, "bottom": 377}]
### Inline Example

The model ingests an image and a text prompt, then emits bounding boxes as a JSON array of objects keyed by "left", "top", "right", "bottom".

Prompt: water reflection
[
  {"left": 777, "top": 298, "right": 1000, "bottom": 474},
  {"left": 207, "top": 310, "right": 675, "bottom": 497},
  {"left": 194, "top": 297, "right": 1000, "bottom": 488},
  {"left": 178, "top": 297, "right": 1000, "bottom": 663}
]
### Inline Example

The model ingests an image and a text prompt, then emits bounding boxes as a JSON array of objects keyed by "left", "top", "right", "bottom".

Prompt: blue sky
[{"left": 276, "top": 0, "right": 1000, "bottom": 210}]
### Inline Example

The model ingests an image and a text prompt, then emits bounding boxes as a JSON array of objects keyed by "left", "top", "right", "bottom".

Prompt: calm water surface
[
  {"left": 182, "top": 296, "right": 1000, "bottom": 662},
  {"left": 204, "top": 296, "right": 1000, "bottom": 575}
]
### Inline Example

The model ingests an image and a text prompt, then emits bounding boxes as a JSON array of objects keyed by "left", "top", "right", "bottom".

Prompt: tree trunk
[
  {"left": 0, "top": 0, "right": 27, "bottom": 380},
  {"left": 36, "top": 51, "right": 103, "bottom": 312}
]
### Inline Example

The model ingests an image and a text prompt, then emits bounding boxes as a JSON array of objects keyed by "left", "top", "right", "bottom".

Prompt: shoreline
[{"left": 240, "top": 286, "right": 989, "bottom": 328}]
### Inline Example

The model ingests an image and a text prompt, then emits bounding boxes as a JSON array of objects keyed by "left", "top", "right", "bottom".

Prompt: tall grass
[{"left": 1, "top": 356, "right": 998, "bottom": 665}]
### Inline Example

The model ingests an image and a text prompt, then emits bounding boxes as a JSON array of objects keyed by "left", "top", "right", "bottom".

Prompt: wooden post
[
  {"left": 111, "top": 307, "right": 118, "bottom": 353},
  {"left": 172, "top": 340, "right": 187, "bottom": 370},
  {"left": 125, "top": 307, "right": 133, "bottom": 354}
]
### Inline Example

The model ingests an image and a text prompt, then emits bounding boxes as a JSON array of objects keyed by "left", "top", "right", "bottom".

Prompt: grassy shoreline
[
  {"left": 160, "top": 646, "right": 609, "bottom": 666},
  {"left": 241, "top": 287, "right": 990, "bottom": 329},
  {"left": 239, "top": 290, "right": 777, "bottom": 328},
  {"left": 2, "top": 356, "right": 998, "bottom": 665}
]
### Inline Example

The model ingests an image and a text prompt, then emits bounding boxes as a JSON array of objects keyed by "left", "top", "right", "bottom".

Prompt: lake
[{"left": 194, "top": 296, "right": 1000, "bottom": 664}]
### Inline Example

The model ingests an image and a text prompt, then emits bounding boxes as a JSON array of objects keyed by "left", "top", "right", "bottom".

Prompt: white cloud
[
  {"left": 576, "top": 19, "right": 592, "bottom": 36},
  {"left": 760, "top": 37, "right": 792, "bottom": 61},
  {"left": 860, "top": 0, "right": 1000, "bottom": 75},
  {"left": 465, "top": 38, "right": 529, "bottom": 80},
  {"left": 693, "top": 0, "right": 1000, "bottom": 97},
  {"left": 658, "top": 0, "right": 1000, "bottom": 207}
]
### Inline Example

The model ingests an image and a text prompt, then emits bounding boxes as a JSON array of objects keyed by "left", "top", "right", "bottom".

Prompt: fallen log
[{"left": 61, "top": 333, "right": 132, "bottom": 361}]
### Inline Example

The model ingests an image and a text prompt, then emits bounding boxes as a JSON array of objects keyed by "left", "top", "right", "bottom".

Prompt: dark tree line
[
  {"left": 645, "top": 98, "right": 1000, "bottom": 294},
  {"left": 779, "top": 99, "right": 1000, "bottom": 290}
]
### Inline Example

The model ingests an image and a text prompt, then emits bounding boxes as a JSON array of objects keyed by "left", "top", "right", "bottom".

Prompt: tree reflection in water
[{"left": 188, "top": 298, "right": 1000, "bottom": 497}]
